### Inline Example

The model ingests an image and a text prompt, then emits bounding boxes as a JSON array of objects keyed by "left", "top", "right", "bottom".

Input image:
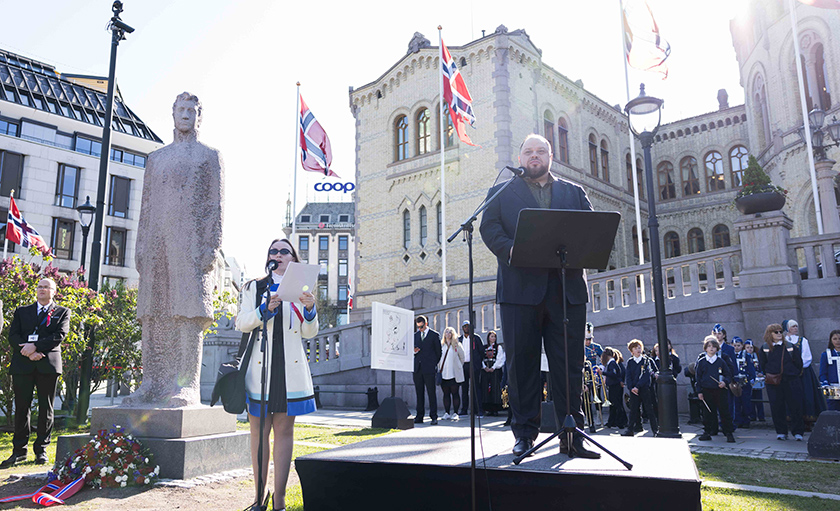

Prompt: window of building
[
  {"left": 436, "top": 202, "right": 442, "bottom": 244},
  {"left": 0, "top": 207, "right": 14, "bottom": 252},
  {"left": 440, "top": 104, "right": 454, "bottom": 149},
  {"left": 300, "top": 214, "right": 311, "bottom": 223},
  {"left": 664, "top": 231, "right": 681, "bottom": 258},
  {"left": 626, "top": 154, "right": 633, "bottom": 192},
  {"left": 338, "top": 258, "right": 348, "bottom": 277},
  {"left": 636, "top": 158, "right": 645, "bottom": 199},
  {"left": 729, "top": 145, "right": 748, "bottom": 188},
  {"left": 0, "top": 150, "right": 24, "bottom": 197},
  {"left": 338, "top": 285, "right": 348, "bottom": 302},
  {"left": 705, "top": 151, "right": 725, "bottom": 192},
  {"left": 339, "top": 214, "right": 350, "bottom": 223},
  {"left": 338, "top": 235, "right": 348, "bottom": 251},
  {"left": 687, "top": 228, "right": 705, "bottom": 253},
  {"left": 600, "top": 140, "right": 610, "bottom": 182},
  {"left": 319, "top": 235, "right": 329, "bottom": 251},
  {"left": 50, "top": 218, "right": 74, "bottom": 260},
  {"left": 815, "top": 43, "right": 832, "bottom": 110},
  {"left": 395, "top": 115, "right": 408, "bottom": 161},
  {"left": 754, "top": 74, "right": 771, "bottom": 149},
  {"left": 403, "top": 209, "right": 410, "bottom": 250},
  {"left": 419, "top": 205, "right": 427, "bottom": 246},
  {"left": 104, "top": 227, "right": 126, "bottom": 266},
  {"left": 543, "top": 111, "right": 555, "bottom": 155},
  {"left": 319, "top": 214, "right": 330, "bottom": 223},
  {"left": 54, "top": 163, "right": 79, "bottom": 208},
  {"left": 680, "top": 156, "right": 700, "bottom": 196},
  {"left": 416, "top": 108, "right": 431, "bottom": 155},
  {"left": 657, "top": 161, "right": 676, "bottom": 200},
  {"left": 299, "top": 236, "right": 309, "bottom": 252},
  {"left": 108, "top": 175, "right": 131, "bottom": 218},
  {"left": 588, "top": 134, "right": 598, "bottom": 178},
  {"left": 318, "top": 284, "right": 327, "bottom": 300},
  {"left": 101, "top": 276, "right": 126, "bottom": 289},
  {"left": 712, "top": 224, "right": 731, "bottom": 248},
  {"left": 0, "top": 118, "right": 19, "bottom": 136},
  {"left": 319, "top": 259, "right": 328, "bottom": 276},
  {"left": 74, "top": 136, "right": 101, "bottom": 157},
  {"left": 557, "top": 118, "right": 569, "bottom": 164}
]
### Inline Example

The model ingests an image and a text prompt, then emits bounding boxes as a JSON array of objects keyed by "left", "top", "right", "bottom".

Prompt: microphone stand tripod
[{"left": 251, "top": 274, "right": 274, "bottom": 511}]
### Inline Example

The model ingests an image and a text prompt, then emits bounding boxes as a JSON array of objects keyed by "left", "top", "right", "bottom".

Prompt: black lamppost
[
  {"left": 76, "top": 1, "right": 134, "bottom": 423},
  {"left": 625, "top": 84, "right": 680, "bottom": 438},
  {"left": 798, "top": 108, "right": 840, "bottom": 161},
  {"left": 75, "top": 196, "right": 95, "bottom": 281}
]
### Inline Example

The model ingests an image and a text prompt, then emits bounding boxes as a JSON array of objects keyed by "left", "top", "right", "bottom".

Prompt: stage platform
[{"left": 296, "top": 424, "right": 701, "bottom": 510}]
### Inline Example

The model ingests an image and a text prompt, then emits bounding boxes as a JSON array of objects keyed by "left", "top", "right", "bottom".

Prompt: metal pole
[
  {"left": 439, "top": 27, "right": 448, "bottom": 306},
  {"left": 292, "top": 83, "right": 300, "bottom": 237},
  {"left": 639, "top": 131, "right": 679, "bottom": 438},
  {"left": 79, "top": 227, "right": 89, "bottom": 282}
]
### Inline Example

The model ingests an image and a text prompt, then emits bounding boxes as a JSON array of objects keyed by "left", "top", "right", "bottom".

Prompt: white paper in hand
[{"left": 275, "top": 262, "right": 321, "bottom": 303}]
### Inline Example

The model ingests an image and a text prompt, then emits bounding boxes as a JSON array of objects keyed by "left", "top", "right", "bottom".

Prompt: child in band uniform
[
  {"left": 696, "top": 336, "right": 736, "bottom": 443},
  {"left": 622, "top": 340, "right": 658, "bottom": 437}
]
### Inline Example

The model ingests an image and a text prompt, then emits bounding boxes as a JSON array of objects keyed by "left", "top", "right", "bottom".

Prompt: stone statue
[
  {"left": 123, "top": 92, "right": 224, "bottom": 408},
  {"left": 407, "top": 32, "right": 430, "bottom": 54}
]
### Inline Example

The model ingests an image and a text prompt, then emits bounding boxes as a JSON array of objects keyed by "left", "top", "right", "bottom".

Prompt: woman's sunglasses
[{"left": 269, "top": 248, "right": 292, "bottom": 256}]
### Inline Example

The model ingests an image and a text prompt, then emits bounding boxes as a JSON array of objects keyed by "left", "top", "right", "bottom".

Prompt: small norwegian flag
[{"left": 6, "top": 197, "right": 52, "bottom": 256}]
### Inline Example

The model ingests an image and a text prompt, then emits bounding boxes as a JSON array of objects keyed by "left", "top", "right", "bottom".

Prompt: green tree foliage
[{"left": 735, "top": 155, "right": 787, "bottom": 199}]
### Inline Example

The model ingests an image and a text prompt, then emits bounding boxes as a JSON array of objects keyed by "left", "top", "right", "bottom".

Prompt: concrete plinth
[{"left": 90, "top": 405, "right": 235, "bottom": 438}]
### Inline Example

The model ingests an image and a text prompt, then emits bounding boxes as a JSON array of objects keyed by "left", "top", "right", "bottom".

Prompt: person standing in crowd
[
  {"left": 602, "top": 347, "right": 627, "bottom": 429},
  {"left": 731, "top": 337, "right": 756, "bottom": 429},
  {"left": 695, "top": 336, "right": 736, "bottom": 443},
  {"left": 622, "top": 339, "right": 658, "bottom": 437},
  {"left": 711, "top": 324, "right": 738, "bottom": 426},
  {"left": 480, "top": 331, "right": 506, "bottom": 416},
  {"left": 438, "top": 326, "right": 465, "bottom": 421},
  {"left": 235, "top": 239, "right": 318, "bottom": 511},
  {"left": 744, "top": 340, "right": 766, "bottom": 421},
  {"left": 783, "top": 319, "right": 826, "bottom": 428},
  {"left": 2, "top": 278, "right": 70, "bottom": 468},
  {"left": 584, "top": 322, "right": 603, "bottom": 368},
  {"left": 458, "top": 321, "right": 484, "bottom": 416},
  {"left": 758, "top": 323, "right": 805, "bottom": 441},
  {"left": 413, "top": 315, "right": 442, "bottom": 425},
  {"left": 818, "top": 329, "right": 840, "bottom": 412}
]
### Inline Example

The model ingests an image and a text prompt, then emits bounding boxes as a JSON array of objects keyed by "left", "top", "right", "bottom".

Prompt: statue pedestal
[{"left": 57, "top": 406, "right": 250, "bottom": 480}]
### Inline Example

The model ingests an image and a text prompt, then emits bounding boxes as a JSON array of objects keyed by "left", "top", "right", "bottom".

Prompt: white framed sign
[{"left": 371, "top": 302, "right": 415, "bottom": 373}]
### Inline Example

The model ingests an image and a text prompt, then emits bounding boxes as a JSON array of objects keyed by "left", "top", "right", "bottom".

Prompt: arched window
[
  {"left": 439, "top": 105, "right": 454, "bottom": 149},
  {"left": 402, "top": 209, "right": 410, "bottom": 249},
  {"left": 600, "top": 140, "right": 610, "bottom": 183},
  {"left": 419, "top": 205, "right": 427, "bottom": 246},
  {"left": 436, "top": 202, "right": 442, "bottom": 243},
  {"left": 636, "top": 157, "right": 645, "bottom": 199},
  {"left": 705, "top": 151, "right": 725, "bottom": 192},
  {"left": 589, "top": 134, "right": 598, "bottom": 178},
  {"left": 632, "top": 227, "right": 650, "bottom": 261},
  {"left": 664, "top": 231, "right": 681, "bottom": 258},
  {"left": 544, "top": 110, "right": 555, "bottom": 155},
  {"left": 730, "top": 145, "right": 749, "bottom": 187},
  {"left": 657, "top": 161, "right": 676, "bottom": 200},
  {"left": 626, "top": 153, "right": 633, "bottom": 192},
  {"left": 395, "top": 115, "right": 408, "bottom": 161},
  {"left": 754, "top": 75, "right": 771, "bottom": 148},
  {"left": 557, "top": 118, "right": 569, "bottom": 163},
  {"left": 416, "top": 109, "right": 431, "bottom": 155},
  {"left": 712, "top": 224, "right": 731, "bottom": 248},
  {"left": 680, "top": 156, "right": 700, "bottom": 196},
  {"left": 688, "top": 228, "right": 705, "bottom": 253}
]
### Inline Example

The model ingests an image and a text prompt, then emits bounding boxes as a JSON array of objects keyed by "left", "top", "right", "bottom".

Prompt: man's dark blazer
[
  {"left": 479, "top": 174, "right": 593, "bottom": 305},
  {"left": 414, "top": 328, "right": 442, "bottom": 375},
  {"left": 460, "top": 333, "right": 485, "bottom": 372},
  {"left": 8, "top": 302, "right": 70, "bottom": 375}
]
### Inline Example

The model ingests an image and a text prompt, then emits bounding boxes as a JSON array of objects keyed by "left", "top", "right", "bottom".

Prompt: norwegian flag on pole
[
  {"left": 623, "top": 0, "right": 671, "bottom": 79},
  {"left": 299, "top": 94, "right": 339, "bottom": 178},
  {"left": 6, "top": 197, "right": 52, "bottom": 256},
  {"left": 347, "top": 276, "right": 353, "bottom": 310},
  {"left": 441, "top": 39, "right": 477, "bottom": 146}
]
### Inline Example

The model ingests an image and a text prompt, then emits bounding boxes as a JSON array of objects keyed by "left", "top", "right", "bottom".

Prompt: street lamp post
[
  {"left": 798, "top": 108, "right": 840, "bottom": 161},
  {"left": 75, "top": 196, "right": 95, "bottom": 281},
  {"left": 625, "top": 84, "right": 680, "bottom": 438},
  {"left": 798, "top": 108, "right": 840, "bottom": 233}
]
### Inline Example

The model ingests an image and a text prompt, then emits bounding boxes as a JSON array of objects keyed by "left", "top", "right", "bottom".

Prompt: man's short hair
[
  {"left": 627, "top": 339, "right": 643, "bottom": 351},
  {"left": 172, "top": 92, "right": 202, "bottom": 123},
  {"left": 703, "top": 336, "right": 720, "bottom": 351},
  {"left": 415, "top": 315, "right": 427, "bottom": 325},
  {"left": 519, "top": 133, "right": 553, "bottom": 155},
  {"left": 39, "top": 278, "right": 57, "bottom": 290}
]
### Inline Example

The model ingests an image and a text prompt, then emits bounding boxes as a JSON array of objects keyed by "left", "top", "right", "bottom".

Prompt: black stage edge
[{"left": 296, "top": 424, "right": 700, "bottom": 511}]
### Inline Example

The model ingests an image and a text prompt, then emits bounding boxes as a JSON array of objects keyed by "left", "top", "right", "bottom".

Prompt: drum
[
  {"left": 753, "top": 376, "right": 765, "bottom": 390},
  {"left": 822, "top": 384, "right": 840, "bottom": 400}
]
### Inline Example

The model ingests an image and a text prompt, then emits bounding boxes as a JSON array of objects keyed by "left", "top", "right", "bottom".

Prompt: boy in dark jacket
[
  {"left": 621, "top": 340, "right": 658, "bottom": 437},
  {"left": 696, "top": 336, "right": 735, "bottom": 442}
]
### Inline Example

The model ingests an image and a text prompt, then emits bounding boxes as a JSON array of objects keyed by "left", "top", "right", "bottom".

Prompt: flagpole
[
  {"left": 439, "top": 26, "right": 448, "bottom": 306},
  {"left": 3, "top": 189, "right": 12, "bottom": 260},
  {"left": 292, "top": 82, "right": 301, "bottom": 237},
  {"left": 620, "top": 0, "right": 647, "bottom": 301},
  {"left": 789, "top": 0, "right": 824, "bottom": 234}
]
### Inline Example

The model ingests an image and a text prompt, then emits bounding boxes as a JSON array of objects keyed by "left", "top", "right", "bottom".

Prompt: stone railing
[{"left": 788, "top": 233, "right": 840, "bottom": 281}]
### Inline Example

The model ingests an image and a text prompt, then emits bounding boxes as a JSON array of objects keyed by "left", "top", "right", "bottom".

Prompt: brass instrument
[
  {"left": 582, "top": 361, "right": 601, "bottom": 433},
  {"left": 502, "top": 385, "right": 510, "bottom": 408},
  {"left": 823, "top": 384, "right": 840, "bottom": 400}
]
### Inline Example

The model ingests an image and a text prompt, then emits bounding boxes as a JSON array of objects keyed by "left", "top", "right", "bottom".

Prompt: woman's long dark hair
[
  {"left": 828, "top": 330, "right": 840, "bottom": 351},
  {"left": 265, "top": 238, "right": 300, "bottom": 272}
]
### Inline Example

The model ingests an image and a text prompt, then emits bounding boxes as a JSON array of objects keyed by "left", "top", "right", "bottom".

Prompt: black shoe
[
  {"left": 34, "top": 452, "right": 48, "bottom": 465},
  {"left": 512, "top": 438, "right": 534, "bottom": 457},
  {"left": 698, "top": 434, "right": 712, "bottom": 441},
  {"left": 0, "top": 453, "right": 26, "bottom": 468},
  {"left": 430, "top": 419, "right": 438, "bottom": 425},
  {"left": 414, "top": 417, "right": 423, "bottom": 424},
  {"left": 560, "top": 436, "right": 601, "bottom": 459},
  {"left": 726, "top": 434, "right": 736, "bottom": 443},
  {"left": 503, "top": 418, "right": 512, "bottom": 426},
  {"left": 621, "top": 429, "right": 634, "bottom": 437}
]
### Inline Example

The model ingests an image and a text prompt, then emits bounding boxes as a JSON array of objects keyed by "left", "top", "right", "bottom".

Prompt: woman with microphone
[{"left": 236, "top": 238, "right": 318, "bottom": 511}]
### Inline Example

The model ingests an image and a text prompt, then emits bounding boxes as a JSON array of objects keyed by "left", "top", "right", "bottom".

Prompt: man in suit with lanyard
[
  {"left": 480, "top": 134, "right": 599, "bottom": 459},
  {"left": 413, "top": 315, "right": 442, "bottom": 425},
  {"left": 2, "top": 278, "right": 70, "bottom": 467}
]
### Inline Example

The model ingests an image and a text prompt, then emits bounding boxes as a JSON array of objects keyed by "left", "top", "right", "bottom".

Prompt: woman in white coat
[
  {"left": 236, "top": 238, "right": 318, "bottom": 511},
  {"left": 439, "top": 326, "right": 465, "bottom": 420}
]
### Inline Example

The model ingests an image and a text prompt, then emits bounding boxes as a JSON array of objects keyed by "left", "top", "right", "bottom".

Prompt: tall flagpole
[
  {"left": 439, "top": 26, "right": 448, "bottom": 306},
  {"left": 620, "top": 0, "right": 647, "bottom": 301},
  {"left": 789, "top": 0, "right": 824, "bottom": 234},
  {"left": 292, "top": 82, "right": 301, "bottom": 237}
]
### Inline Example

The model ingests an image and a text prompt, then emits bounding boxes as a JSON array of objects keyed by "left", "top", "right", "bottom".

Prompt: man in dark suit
[
  {"left": 413, "top": 315, "right": 442, "bottom": 425},
  {"left": 458, "top": 320, "right": 484, "bottom": 416},
  {"left": 1, "top": 278, "right": 70, "bottom": 468},
  {"left": 479, "top": 134, "right": 599, "bottom": 459}
]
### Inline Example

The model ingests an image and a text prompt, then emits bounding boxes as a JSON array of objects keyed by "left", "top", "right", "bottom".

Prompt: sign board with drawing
[{"left": 371, "top": 302, "right": 415, "bottom": 373}]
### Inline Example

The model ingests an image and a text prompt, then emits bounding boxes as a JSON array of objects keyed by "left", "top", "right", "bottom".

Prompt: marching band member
[
  {"left": 602, "top": 348, "right": 627, "bottom": 429},
  {"left": 818, "top": 329, "right": 840, "bottom": 411},
  {"left": 744, "top": 340, "right": 765, "bottom": 421},
  {"left": 783, "top": 319, "right": 826, "bottom": 427},
  {"left": 695, "top": 336, "right": 736, "bottom": 443},
  {"left": 622, "top": 340, "right": 658, "bottom": 437},
  {"left": 731, "top": 337, "right": 756, "bottom": 428}
]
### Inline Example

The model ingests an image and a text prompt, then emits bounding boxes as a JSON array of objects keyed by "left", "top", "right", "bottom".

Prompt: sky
[{"left": 0, "top": 0, "right": 752, "bottom": 276}]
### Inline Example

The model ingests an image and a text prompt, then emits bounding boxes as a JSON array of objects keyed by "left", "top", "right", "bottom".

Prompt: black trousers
[
  {"left": 700, "top": 386, "right": 733, "bottom": 435},
  {"left": 441, "top": 378, "right": 460, "bottom": 414},
  {"left": 459, "top": 362, "right": 481, "bottom": 414},
  {"left": 413, "top": 372, "right": 438, "bottom": 420},
  {"left": 606, "top": 383, "right": 627, "bottom": 428},
  {"left": 12, "top": 372, "right": 59, "bottom": 455},
  {"left": 627, "top": 387, "right": 658, "bottom": 434},
  {"left": 501, "top": 271, "right": 586, "bottom": 441},
  {"left": 766, "top": 376, "right": 805, "bottom": 436}
]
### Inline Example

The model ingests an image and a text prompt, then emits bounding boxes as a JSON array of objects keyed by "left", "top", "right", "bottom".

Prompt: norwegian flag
[
  {"left": 6, "top": 197, "right": 51, "bottom": 256},
  {"left": 623, "top": 0, "right": 671, "bottom": 79},
  {"left": 299, "top": 94, "right": 339, "bottom": 178},
  {"left": 347, "top": 275, "right": 353, "bottom": 310},
  {"left": 441, "top": 39, "right": 477, "bottom": 146}
]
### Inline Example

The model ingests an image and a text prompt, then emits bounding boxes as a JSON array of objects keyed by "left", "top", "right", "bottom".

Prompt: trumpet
[{"left": 583, "top": 361, "right": 604, "bottom": 432}]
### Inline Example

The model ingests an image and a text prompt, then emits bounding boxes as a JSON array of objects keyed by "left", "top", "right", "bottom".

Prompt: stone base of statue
[{"left": 56, "top": 406, "right": 250, "bottom": 479}]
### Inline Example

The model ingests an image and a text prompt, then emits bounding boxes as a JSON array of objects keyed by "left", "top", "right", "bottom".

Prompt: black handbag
[
  {"left": 436, "top": 346, "right": 450, "bottom": 386},
  {"left": 211, "top": 332, "right": 255, "bottom": 414}
]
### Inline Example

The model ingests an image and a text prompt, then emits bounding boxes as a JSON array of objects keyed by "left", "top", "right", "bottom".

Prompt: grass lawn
[
  {"left": 702, "top": 487, "right": 839, "bottom": 511},
  {"left": 694, "top": 453, "right": 838, "bottom": 495},
  {"left": 0, "top": 416, "right": 87, "bottom": 474}
]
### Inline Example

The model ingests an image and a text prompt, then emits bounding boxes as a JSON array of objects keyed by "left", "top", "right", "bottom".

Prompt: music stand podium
[{"left": 508, "top": 209, "right": 631, "bottom": 470}]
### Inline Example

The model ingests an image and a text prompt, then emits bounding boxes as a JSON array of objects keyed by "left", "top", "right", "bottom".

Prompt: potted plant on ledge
[{"left": 734, "top": 155, "right": 788, "bottom": 215}]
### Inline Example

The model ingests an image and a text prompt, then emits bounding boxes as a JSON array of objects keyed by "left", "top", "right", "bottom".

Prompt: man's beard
[{"left": 524, "top": 163, "right": 549, "bottom": 180}]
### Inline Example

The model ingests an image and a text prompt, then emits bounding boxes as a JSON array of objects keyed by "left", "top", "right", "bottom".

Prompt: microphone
[
  {"left": 504, "top": 165, "right": 525, "bottom": 177},
  {"left": 266, "top": 260, "right": 278, "bottom": 273}
]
